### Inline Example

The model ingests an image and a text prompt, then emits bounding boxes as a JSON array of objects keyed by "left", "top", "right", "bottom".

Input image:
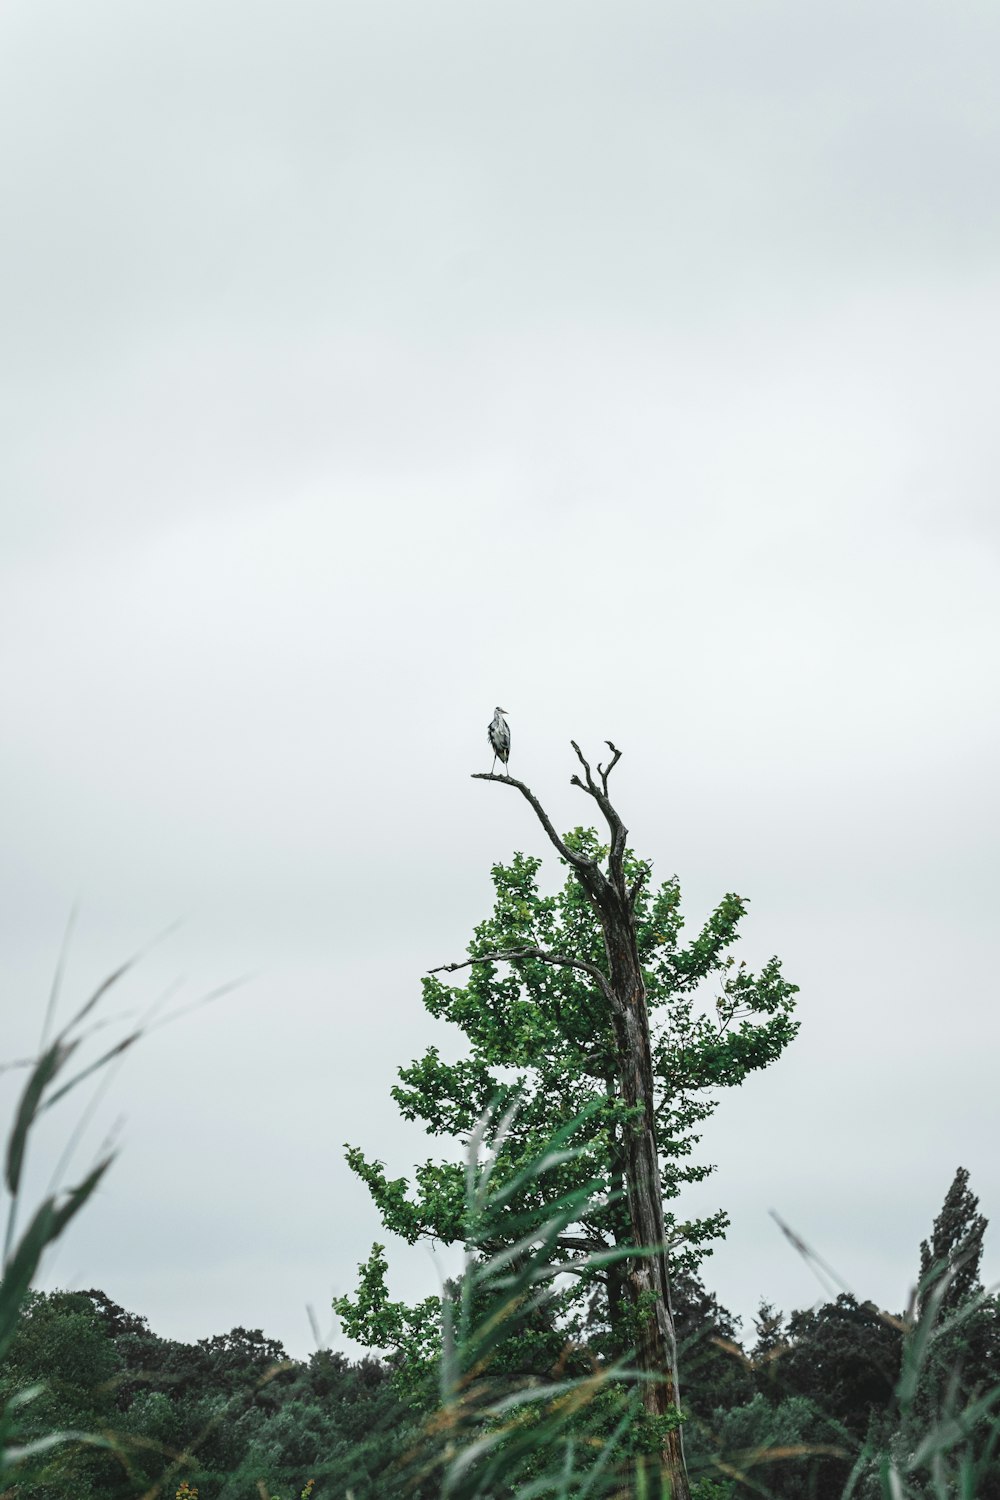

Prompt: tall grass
[
  {"left": 0, "top": 938, "right": 242, "bottom": 1497},
  {"left": 0, "top": 943, "right": 145, "bottom": 1488},
  {"left": 686, "top": 1232, "right": 1000, "bottom": 1499},
  {"left": 397, "top": 1097, "right": 681, "bottom": 1500}
]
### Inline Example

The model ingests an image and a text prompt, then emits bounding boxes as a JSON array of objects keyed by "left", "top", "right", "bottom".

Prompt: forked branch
[
  {"left": 475, "top": 744, "right": 631, "bottom": 899},
  {"left": 569, "top": 740, "right": 628, "bottom": 892},
  {"left": 569, "top": 740, "right": 599, "bottom": 795},
  {"left": 569, "top": 739, "right": 622, "bottom": 798}
]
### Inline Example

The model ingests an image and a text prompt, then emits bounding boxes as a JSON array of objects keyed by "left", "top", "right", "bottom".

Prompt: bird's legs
[{"left": 490, "top": 754, "right": 497, "bottom": 776}]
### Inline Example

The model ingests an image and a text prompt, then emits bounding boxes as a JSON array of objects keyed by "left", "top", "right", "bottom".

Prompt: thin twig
[{"left": 597, "top": 741, "right": 623, "bottom": 797}]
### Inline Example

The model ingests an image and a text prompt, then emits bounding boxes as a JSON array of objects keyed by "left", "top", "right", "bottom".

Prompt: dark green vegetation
[
  {"left": 689, "top": 1165, "right": 1000, "bottom": 1498},
  {"left": 0, "top": 1288, "right": 414, "bottom": 1498},
  {"left": 4, "top": 1164, "right": 1000, "bottom": 1498},
  {"left": 0, "top": 1290, "right": 413, "bottom": 1500}
]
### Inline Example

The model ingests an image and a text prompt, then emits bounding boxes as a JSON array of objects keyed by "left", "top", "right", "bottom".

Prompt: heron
[{"left": 487, "top": 706, "right": 511, "bottom": 775}]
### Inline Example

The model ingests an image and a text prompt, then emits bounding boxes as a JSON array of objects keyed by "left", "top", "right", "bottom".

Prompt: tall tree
[
  {"left": 908, "top": 1166, "right": 1000, "bottom": 1482},
  {"left": 339, "top": 742, "right": 798, "bottom": 1495},
  {"left": 918, "top": 1165, "right": 987, "bottom": 1318}
]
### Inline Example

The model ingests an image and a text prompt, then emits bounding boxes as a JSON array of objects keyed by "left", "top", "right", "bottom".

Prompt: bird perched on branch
[{"left": 487, "top": 706, "right": 511, "bottom": 775}]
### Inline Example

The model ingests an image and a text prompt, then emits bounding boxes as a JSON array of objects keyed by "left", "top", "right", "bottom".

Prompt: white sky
[{"left": 2, "top": 0, "right": 999, "bottom": 1357}]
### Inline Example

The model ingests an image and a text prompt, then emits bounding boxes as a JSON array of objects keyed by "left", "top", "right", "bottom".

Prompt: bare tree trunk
[
  {"left": 605, "top": 1072, "right": 633, "bottom": 1358},
  {"left": 454, "top": 741, "right": 691, "bottom": 1497}
]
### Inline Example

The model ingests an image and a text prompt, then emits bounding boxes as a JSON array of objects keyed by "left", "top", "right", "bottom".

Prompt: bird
[{"left": 487, "top": 706, "right": 511, "bottom": 775}]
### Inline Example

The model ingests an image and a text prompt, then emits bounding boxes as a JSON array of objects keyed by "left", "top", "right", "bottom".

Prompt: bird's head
[{"left": 495, "top": 706, "right": 509, "bottom": 715}]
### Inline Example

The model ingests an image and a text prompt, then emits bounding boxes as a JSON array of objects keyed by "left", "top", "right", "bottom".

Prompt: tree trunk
[
  {"left": 469, "top": 743, "right": 692, "bottom": 1499},
  {"left": 603, "top": 909, "right": 688, "bottom": 1495},
  {"left": 605, "top": 1074, "right": 633, "bottom": 1357}
]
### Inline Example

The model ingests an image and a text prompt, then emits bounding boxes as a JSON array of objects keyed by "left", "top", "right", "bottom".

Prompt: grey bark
[{"left": 464, "top": 742, "right": 691, "bottom": 1498}]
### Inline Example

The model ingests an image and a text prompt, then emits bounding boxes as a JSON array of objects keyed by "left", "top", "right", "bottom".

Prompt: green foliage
[
  {"left": 340, "top": 836, "right": 798, "bottom": 1372},
  {"left": 332, "top": 1245, "right": 441, "bottom": 1405},
  {"left": 918, "top": 1167, "right": 987, "bottom": 1318},
  {"left": 888, "top": 1167, "right": 1000, "bottom": 1498},
  {"left": 669, "top": 1270, "right": 754, "bottom": 1422},
  {"left": 691, "top": 1481, "right": 733, "bottom": 1500},
  {"left": 710, "top": 1392, "right": 841, "bottom": 1497},
  {"left": 0, "top": 1290, "right": 129, "bottom": 1498},
  {"left": 0, "top": 1287, "right": 421, "bottom": 1499},
  {"left": 764, "top": 1294, "right": 902, "bottom": 1442}
]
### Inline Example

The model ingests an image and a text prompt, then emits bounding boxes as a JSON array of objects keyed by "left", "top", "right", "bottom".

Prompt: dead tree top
[{"left": 471, "top": 740, "right": 638, "bottom": 905}]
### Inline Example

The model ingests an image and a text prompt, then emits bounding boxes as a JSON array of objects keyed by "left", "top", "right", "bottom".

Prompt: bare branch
[
  {"left": 597, "top": 741, "right": 623, "bottom": 797},
  {"left": 429, "top": 946, "right": 612, "bottom": 999},
  {"left": 569, "top": 741, "right": 628, "bottom": 893},
  {"left": 471, "top": 771, "right": 597, "bottom": 873},
  {"left": 570, "top": 740, "right": 598, "bottom": 794}
]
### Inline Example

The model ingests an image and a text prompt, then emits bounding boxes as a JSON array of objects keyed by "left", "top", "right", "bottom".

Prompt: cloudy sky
[{"left": 2, "top": 0, "right": 999, "bottom": 1358}]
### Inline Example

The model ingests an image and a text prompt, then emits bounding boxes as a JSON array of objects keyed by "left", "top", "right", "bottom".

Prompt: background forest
[{"left": 3, "top": 1166, "right": 999, "bottom": 1498}]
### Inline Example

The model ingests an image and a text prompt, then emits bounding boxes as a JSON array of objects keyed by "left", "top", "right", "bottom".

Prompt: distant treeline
[
  {"left": 0, "top": 1288, "right": 415, "bottom": 1499},
  {"left": 3, "top": 1166, "right": 999, "bottom": 1498}
]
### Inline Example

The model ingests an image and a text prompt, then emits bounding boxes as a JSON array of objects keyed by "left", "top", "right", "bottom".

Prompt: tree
[
  {"left": 918, "top": 1165, "right": 988, "bottom": 1320},
  {"left": 338, "top": 741, "right": 799, "bottom": 1497},
  {"left": 710, "top": 1392, "right": 837, "bottom": 1499},
  {"left": 770, "top": 1295, "right": 902, "bottom": 1441},
  {"left": 903, "top": 1167, "right": 1000, "bottom": 1492},
  {"left": 0, "top": 1290, "right": 126, "bottom": 1498},
  {"left": 669, "top": 1269, "right": 754, "bottom": 1423}
]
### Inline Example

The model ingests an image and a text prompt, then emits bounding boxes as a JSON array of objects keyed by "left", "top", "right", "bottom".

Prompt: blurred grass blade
[
  {"left": 41, "top": 1031, "right": 141, "bottom": 1111},
  {"left": 0, "top": 1157, "right": 112, "bottom": 1362},
  {"left": 0, "top": 1199, "right": 58, "bottom": 1358},
  {"left": 5, "top": 1040, "right": 76, "bottom": 1195},
  {"left": 39, "top": 902, "right": 77, "bottom": 1050},
  {"left": 58, "top": 920, "right": 180, "bottom": 1038},
  {"left": 48, "top": 1155, "right": 114, "bottom": 1239},
  {"left": 908, "top": 1382, "right": 1000, "bottom": 1470}
]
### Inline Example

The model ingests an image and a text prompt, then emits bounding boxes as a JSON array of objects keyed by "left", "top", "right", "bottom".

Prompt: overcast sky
[{"left": 2, "top": 0, "right": 999, "bottom": 1360}]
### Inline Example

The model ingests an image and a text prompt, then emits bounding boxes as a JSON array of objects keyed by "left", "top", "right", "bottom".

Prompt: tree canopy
[
  {"left": 0, "top": 1288, "right": 417, "bottom": 1499},
  {"left": 338, "top": 829, "right": 798, "bottom": 1371}
]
